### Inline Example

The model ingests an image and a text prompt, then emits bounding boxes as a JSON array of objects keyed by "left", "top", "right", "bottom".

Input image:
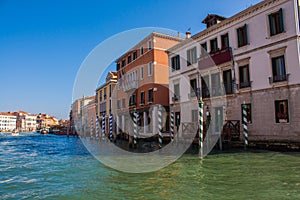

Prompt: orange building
[{"left": 114, "top": 32, "right": 183, "bottom": 137}]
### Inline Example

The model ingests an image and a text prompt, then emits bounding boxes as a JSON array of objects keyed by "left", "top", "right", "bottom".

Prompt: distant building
[
  {"left": 167, "top": 0, "right": 300, "bottom": 142},
  {"left": 0, "top": 112, "right": 17, "bottom": 132},
  {"left": 36, "top": 114, "right": 58, "bottom": 130},
  {"left": 95, "top": 71, "right": 117, "bottom": 117},
  {"left": 71, "top": 96, "right": 95, "bottom": 135},
  {"left": 14, "top": 111, "right": 37, "bottom": 132}
]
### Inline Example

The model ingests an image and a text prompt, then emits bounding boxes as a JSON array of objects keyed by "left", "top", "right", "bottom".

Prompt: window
[
  {"left": 122, "top": 98, "right": 125, "bottom": 108},
  {"left": 239, "top": 65, "right": 251, "bottom": 88},
  {"left": 117, "top": 100, "right": 120, "bottom": 109},
  {"left": 191, "top": 110, "right": 198, "bottom": 122},
  {"left": 272, "top": 55, "right": 286, "bottom": 82},
  {"left": 200, "top": 42, "right": 207, "bottom": 56},
  {"left": 127, "top": 55, "right": 132, "bottom": 64},
  {"left": 116, "top": 63, "right": 120, "bottom": 71},
  {"left": 148, "top": 62, "right": 153, "bottom": 76},
  {"left": 129, "top": 94, "right": 136, "bottom": 106},
  {"left": 269, "top": 8, "right": 284, "bottom": 36},
  {"left": 241, "top": 104, "right": 252, "bottom": 123},
  {"left": 210, "top": 38, "right": 218, "bottom": 53},
  {"left": 201, "top": 76, "right": 210, "bottom": 98},
  {"left": 237, "top": 24, "right": 249, "bottom": 47},
  {"left": 190, "top": 78, "right": 197, "bottom": 97},
  {"left": 221, "top": 33, "right": 229, "bottom": 49},
  {"left": 173, "top": 83, "right": 180, "bottom": 101},
  {"left": 140, "top": 66, "right": 144, "bottom": 80},
  {"left": 100, "top": 90, "right": 102, "bottom": 102},
  {"left": 140, "top": 92, "right": 145, "bottom": 105},
  {"left": 122, "top": 59, "right": 126, "bottom": 67},
  {"left": 211, "top": 73, "right": 221, "bottom": 97},
  {"left": 187, "top": 47, "right": 197, "bottom": 66},
  {"left": 104, "top": 88, "right": 107, "bottom": 100},
  {"left": 148, "top": 89, "right": 153, "bottom": 103},
  {"left": 140, "top": 47, "right": 144, "bottom": 55},
  {"left": 133, "top": 51, "right": 137, "bottom": 60},
  {"left": 171, "top": 55, "right": 180, "bottom": 71},
  {"left": 109, "top": 85, "right": 112, "bottom": 97},
  {"left": 223, "top": 69, "right": 233, "bottom": 94},
  {"left": 148, "top": 40, "right": 152, "bottom": 50},
  {"left": 275, "top": 100, "right": 289, "bottom": 123}
]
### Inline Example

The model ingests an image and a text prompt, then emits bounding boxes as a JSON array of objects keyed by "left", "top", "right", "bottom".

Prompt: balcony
[
  {"left": 202, "top": 87, "right": 210, "bottom": 99},
  {"left": 224, "top": 82, "right": 234, "bottom": 95},
  {"left": 124, "top": 80, "right": 138, "bottom": 92},
  {"left": 238, "top": 81, "right": 251, "bottom": 89},
  {"left": 198, "top": 47, "right": 232, "bottom": 70}
]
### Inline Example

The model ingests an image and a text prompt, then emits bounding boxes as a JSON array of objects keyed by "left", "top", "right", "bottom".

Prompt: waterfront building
[
  {"left": 95, "top": 72, "right": 117, "bottom": 117},
  {"left": 36, "top": 114, "right": 59, "bottom": 130},
  {"left": 14, "top": 111, "right": 37, "bottom": 132},
  {"left": 71, "top": 96, "right": 95, "bottom": 135},
  {"left": 167, "top": 0, "right": 300, "bottom": 143},
  {"left": 114, "top": 32, "right": 184, "bottom": 138},
  {"left": 0, "top": 112, "right": 17, "bottom": 132},
  {"left": 82, "top": 98, "right": 96, "bottom": 137}
]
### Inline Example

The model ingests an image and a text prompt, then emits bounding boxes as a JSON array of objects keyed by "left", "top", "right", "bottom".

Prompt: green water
[{"left": 1, "top": 133, "right": 300, "bottom": 199}]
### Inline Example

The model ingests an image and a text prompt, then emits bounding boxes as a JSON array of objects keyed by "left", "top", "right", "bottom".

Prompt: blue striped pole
[
  {"left": 170, "top": 112, "right": 174, "bottom": 142},
  {"left": 133, "top": 108, "right": 137, "bottom": 147},
  {"left": 158, "top": 106, "right": 163, "bottom": 149},
  {"left": 199, "top": 98, "right": 204, "bottom": 157},
  {"left": 242, "top": 103, "right": 248, "bottom": 148},
  {"left": 109, "top": 114, "right": 113, "bottom": 141},
  {"left": 90, "top": 117, "right": 94, "bottom": 138},
  {"left": 102, "top": 114, "right": 105, "bottom": 140}
]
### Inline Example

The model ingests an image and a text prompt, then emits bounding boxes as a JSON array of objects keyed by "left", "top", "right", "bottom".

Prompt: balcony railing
[
  {"left": 172, "top": 96, "right": 180, "bottom": 102},
  {"left": 238, "top": 81, "right": 251, "bottom": 89},
  {"left": 188, "top": 88, "right": 201, "bottom": 99},
  {"left": 224, "top": 82, "right": 234, "bottom": 95},
  {"left": 124, "top": 81, "right": 138, "bottom": 92},
  {"left": 269, "top": 74, "right": 289, "bottom": 84},
  {"left": 198, "top": 47, "right": 232, "bottom": 69},
  {"left": 202, "top": 88, "right": 210, "bottom": 99}
]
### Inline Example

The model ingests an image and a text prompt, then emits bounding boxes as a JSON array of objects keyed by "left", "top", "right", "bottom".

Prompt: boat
[
  {"left": 11, "top": 129, "right": 19, "bottom": 136},
  {"left": 40, "top": 128, "right": 49, "bottom": 134}
]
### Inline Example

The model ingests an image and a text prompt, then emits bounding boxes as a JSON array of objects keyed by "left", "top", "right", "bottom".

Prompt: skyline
[{"left": 0, "top": 0, "right": 261, "bottom": 119}]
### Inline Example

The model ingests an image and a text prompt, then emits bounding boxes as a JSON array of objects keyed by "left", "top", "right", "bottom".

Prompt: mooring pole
[
  {"left": 242, "top": 102, "right": 248, "bottom": 149},
  {"left": 199, "top": 98, "right": 204, "bottom": 158}
]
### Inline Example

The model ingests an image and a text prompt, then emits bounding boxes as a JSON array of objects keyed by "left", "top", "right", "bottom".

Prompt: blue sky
[{"left": 0, "top": 0, "right": 261, "bottom": 119}]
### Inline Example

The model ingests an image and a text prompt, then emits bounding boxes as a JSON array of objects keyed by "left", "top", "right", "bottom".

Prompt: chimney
[
  {"left": 177, "top": 32, "right": 180, "bottom": 37},
  {"left": 186, "top": 31, "right": 191, "bottom": 39}
]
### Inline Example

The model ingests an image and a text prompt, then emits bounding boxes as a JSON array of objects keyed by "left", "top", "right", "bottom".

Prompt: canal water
[{"left": 1, "top": 132, "right": 300, "bottom": 200}]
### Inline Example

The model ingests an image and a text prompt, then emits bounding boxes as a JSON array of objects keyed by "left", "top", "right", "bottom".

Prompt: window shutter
[
  {"left": 177, "top": 55, "right": 180, "bottom": 70},
  {"left": 279, "top": 8, "right": 284, "bottom": 32},
  {"left": 269, "top": 14, "right": 275, "bottom": 36},
  {"left": 244, "top": 24, "right": 249, "bottom": 45},
  {"left": 171, "top": 57, "right": 175, "bottom": 71},
  {"left": 193, "top": 47, "right": 197, "bottom": 63}
]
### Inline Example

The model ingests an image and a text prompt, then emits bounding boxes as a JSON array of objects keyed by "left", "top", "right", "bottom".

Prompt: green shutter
[
  {"left": 193, "top": 47, "right": 197, "bottom": 64},
  {"left": 269, "top": 14, "right": 275, "bottom": 36},
  {"left": 279, "top": 8, "right": 284, "bottom": 32},
  {"left": 171, "top": 57, "right": 175, "bottom": 71},
  {"left": 244, "top": 24, "right": 248, "bottom": 45},
  {"left": 177, "top": 55, "right": 180, "bottom": 70}
]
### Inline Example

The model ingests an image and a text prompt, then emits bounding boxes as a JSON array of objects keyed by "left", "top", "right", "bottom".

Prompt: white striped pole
[
  {"left": 102, "top": 114, "right": 105, "bottom": 140},
  {"left": 158, "top": 106, "right": 163, "bottom": 149},
  {"left": 170, "top": 111, "right": 174, "bottom": 142},
  {"left": 109, "top": 114, "right": 113, "bottom": 141},
  {"left": 133, "top": 108, "right": 137, "bottom": 147},
  {"left": 90, "top": 117, "right": 94, "bottom": 138},
  {"left": 242, "top": 103, "right": 248, "bottom": 148},
  {"left": 199, "top": 98, "right": 204, "bottom": 157},
  {"left": 95, "top": 116, "right": 99, "bottom": 138}
]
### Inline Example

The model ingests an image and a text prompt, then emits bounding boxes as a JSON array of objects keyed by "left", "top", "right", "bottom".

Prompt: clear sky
[{"left": 0, "top": 0, "right": 261, "bottom": 119}]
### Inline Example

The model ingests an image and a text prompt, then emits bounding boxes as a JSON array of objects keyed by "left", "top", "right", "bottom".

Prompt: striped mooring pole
[
  {"left": 109, "top": 114, "right": 113, "bottom": 141},
  {"left": 95, "top": 116, "right": 99, "bottom": 138},
  {"left": 158, "top": 106, "right": 163, "bottom": 149},
  {"left": 102, "top": 114, "right": 106, "bottom": 140},
  {"left": 242, "top": 103, "right": 248, "bottom": 148},
  {"left": 90, "top": 117, "right": 94, "bottom": 138},
  {"left": 170, "top": 111, "right": 174, "bottom": 142},
  {"left": 198, "top": 98, "right": 204, "bottom": 157},
  {"left": 133, "top": 108, "right": 138, "bottom": 147}
]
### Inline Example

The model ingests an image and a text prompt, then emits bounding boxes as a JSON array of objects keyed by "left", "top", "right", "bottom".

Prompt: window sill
[
  {"left": 238, "top": 87, "right": 251, "bottom": 93},
  {"left": 270, "top": 80, "right": 288, "bottom": 88},
  {"left": 266, "top": 31, "right": 286, "bottom": 39},
  {"left": 235, "top": 44, "right": 250, "bottom": 50}
]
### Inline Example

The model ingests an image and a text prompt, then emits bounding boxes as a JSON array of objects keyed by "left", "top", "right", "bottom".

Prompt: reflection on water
[{"left": 0, "top": 133, "right": 300, "bottom": 199}]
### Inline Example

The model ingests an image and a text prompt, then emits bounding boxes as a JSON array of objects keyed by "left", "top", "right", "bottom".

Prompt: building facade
[
  {"left": 0, "top": 113, "right": 17, "bottom": 132},
  {"left": 168, "top": 0, "right": 300, "bottom": 143},
  {"left": 114, "top": 32, "right": 184, "bottom": 137}
]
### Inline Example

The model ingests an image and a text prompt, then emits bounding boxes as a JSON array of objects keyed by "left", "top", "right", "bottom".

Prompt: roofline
[{"left": 115, "top": 32, "right": 184, "bottom": 63}]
